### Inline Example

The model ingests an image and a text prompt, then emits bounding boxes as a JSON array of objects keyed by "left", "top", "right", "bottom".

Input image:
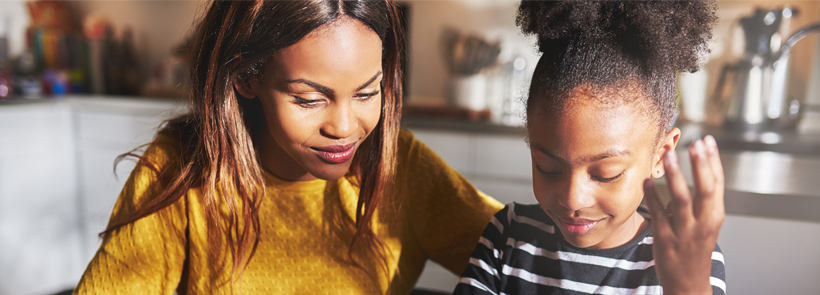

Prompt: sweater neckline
[{"left": 263, "top": 169, "right": 329, "bottom": 192}]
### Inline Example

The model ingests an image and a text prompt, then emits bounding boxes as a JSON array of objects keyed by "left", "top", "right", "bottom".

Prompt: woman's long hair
[{"left": 104, "top": 0, "right": 404, "bottom": 286}]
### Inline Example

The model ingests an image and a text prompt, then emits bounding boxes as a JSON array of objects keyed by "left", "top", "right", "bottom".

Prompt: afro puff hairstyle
[{"left": 517, "top": 1, "right": 717, "bottom": 132}]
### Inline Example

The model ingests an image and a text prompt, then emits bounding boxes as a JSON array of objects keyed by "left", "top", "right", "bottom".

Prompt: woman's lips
[
  {"left": 558, "top": 217, "right": 601, "bottom": 235},
  {"left": 311, "top": 143, "right": 356, "bottom": 164}
]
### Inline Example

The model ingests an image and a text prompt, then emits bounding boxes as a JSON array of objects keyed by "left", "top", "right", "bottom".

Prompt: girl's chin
[
  {"left": 562, "top": 235, "right": 601, "bottom": 249},
  {"left": 558, "top": 226, "right": 606, "bottom": 249}
]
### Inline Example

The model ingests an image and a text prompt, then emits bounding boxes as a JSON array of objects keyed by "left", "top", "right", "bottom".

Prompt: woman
[{"left": 74, "top": 1, "right": 502, "bottom": 294}]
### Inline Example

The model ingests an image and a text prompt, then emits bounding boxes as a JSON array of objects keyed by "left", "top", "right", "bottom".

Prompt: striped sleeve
[
  {"left": 710, "top": 244, "right": 727, "bottom": 295},
  {"left": 453, "top": 204, "right": 513, "bottom": 295}
]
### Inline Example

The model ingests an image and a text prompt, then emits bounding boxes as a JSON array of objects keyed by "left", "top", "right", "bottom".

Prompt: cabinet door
[
  {"left": 406, "top": 129, "right": 475, "bottom": 175},
  {"left": 0, "top": 103, "right": 82, "bottom": 295},
  {"left": 718, "top": 214, "right": 820, "bottom": 295},
  {"left": 473, "top": 134, "right": 532, "bottom": 181},
  {"left": 468, "top": 177, "right": 534, "bottom": 206},
  {"left": 0, "top": 222, "right": 84, "bottom": 295}
]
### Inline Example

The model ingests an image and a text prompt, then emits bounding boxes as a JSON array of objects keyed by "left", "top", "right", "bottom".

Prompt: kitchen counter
[
  {"left": 668, "top": 150, "right": 820, "bottom": 223},
  {"left": 402, "top": 115, "right": 526, "bottom": 136}
]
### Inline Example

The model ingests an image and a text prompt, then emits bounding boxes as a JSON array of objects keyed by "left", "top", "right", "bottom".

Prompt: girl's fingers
[
  {"left": 643, "top": 179, "right": 672, "bottom": 237},
  {"left": 704, "top": 135, "right": 725, "bottom": 195},
  {"left": 662, "top": 150, "right": 694, "bottom": 221},
  {"left": 689, "top": 139, "right": 716, "bottom": 218},
  {"left": 703, "top": 135, "right": 726, "bottom": 222}
]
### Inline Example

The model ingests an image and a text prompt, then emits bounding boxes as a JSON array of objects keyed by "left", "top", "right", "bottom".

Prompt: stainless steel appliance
[{"left": 716, "top": 7, "right": 820, "bottom": 131}]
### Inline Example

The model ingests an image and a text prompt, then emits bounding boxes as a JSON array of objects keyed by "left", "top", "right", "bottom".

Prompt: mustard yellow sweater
[{"left": 73, "top": 129, "right": 503, "bottom": 295}]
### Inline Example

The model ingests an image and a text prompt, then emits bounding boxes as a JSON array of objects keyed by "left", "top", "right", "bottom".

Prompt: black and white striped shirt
[{"left": 454, "top": 203, "right": 726, "bottom": 295}]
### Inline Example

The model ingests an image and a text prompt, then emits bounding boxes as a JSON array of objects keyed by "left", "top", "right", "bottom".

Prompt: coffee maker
[{"left": 717, "top": 7, "right": 820, "bottom": 131}]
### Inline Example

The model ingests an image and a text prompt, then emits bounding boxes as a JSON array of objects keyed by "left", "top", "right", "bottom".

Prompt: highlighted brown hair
[{"left": 104, "top": 0, "right": 404, "bottom": 288}]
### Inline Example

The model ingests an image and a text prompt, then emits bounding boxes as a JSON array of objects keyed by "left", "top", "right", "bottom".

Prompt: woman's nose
[{"left": 321, "top": 101, "right": 356, "bottom": 139}]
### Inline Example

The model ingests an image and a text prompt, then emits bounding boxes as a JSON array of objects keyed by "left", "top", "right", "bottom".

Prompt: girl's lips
[
  {"left": 558, "top": 217, "right": 601, "bottom": 235},
  {"left": 312, "top": 143, "right": 356, "bottom": 164}
]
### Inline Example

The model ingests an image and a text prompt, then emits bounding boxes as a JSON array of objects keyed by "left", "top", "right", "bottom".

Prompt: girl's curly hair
[{"left": 518, "top": 0, "right": 717, "bottom": 132}]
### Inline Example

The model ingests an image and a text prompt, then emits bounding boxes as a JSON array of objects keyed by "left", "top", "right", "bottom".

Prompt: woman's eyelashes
[
  {"left": 292, "top": 96, "right": 322, "bottom": 107},
  {"left": 291, "top": 90, "right": 380, "bottom": 108},
  {"left": 354, "top": 90, "right": 380, "bottom": 101}
]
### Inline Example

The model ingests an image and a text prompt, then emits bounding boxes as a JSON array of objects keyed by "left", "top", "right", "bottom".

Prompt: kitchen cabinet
[
  {"left": 0, "top": 102, "right": 83, "bottom": 295},
  {"left": 0, "top": 97, "right": 184, "bottom": 295},
  {"left": 719, "top": 214, "right": 820, "bottom": 295}
]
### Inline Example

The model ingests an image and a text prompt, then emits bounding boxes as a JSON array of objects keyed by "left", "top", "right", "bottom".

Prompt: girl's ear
[
  {"left": 651, "top": 127, "right": 681, "bottom": 178},
  {"left": 234, "top": 76, "right": 258, "bottom": 99}
]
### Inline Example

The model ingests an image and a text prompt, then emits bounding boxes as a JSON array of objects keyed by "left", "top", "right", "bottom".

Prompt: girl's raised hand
[{"left": 643, "top": 135, "right": 725, "bottom": 295}]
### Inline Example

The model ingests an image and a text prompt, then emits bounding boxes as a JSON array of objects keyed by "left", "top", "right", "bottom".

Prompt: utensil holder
[{"left": 449, "top": 73, "right": 487, "bottom": 111}]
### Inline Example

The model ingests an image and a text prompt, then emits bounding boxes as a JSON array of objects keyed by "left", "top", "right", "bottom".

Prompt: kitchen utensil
[{"left": 716, "top": 7, "right": 820, "bottom": 131}]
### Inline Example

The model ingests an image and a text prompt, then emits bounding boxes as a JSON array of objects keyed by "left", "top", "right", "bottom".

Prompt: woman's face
[
  {"left": 527, "top": 86, "right": 678, "bottom": 249},
  {"left": 238, "top": 17, "right": 384, "bottom": 181}
]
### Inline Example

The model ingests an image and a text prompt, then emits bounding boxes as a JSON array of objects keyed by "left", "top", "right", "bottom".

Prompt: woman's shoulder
[
  {"left": 393, "top": 128, "right": 452, "bottom": 179},
  {"left": 137, "top": 118, "right": 196, "bottom": 172},
  {"left": 396, "top": 128, "right": 418, "bottom": 149},
  {"left": 134, "top": 132, "right": 185, "bottom": 174},
  {"left": 395, "top": 128, "right": 438, "bottom": 164}
]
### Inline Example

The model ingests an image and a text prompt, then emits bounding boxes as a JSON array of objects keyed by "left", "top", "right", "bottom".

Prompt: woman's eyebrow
[
  {"left": 286, "top": 79, "right": 333, "bottom": 95},
  {"left": 285, "top": 71, "right": 383, "bottom": 95},
  {"left": 356, "top": 71, "right": 383, "bottom": 91}
]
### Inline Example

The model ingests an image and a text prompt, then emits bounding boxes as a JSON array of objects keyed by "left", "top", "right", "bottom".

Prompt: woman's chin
[{"left": 306, "top": 162, "right": 355, "bottom": 181}]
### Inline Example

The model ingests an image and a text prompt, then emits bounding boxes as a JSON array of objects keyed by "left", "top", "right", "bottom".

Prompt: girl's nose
[{"left": 558, "top": 176, "right": 595, "bottom": 211}]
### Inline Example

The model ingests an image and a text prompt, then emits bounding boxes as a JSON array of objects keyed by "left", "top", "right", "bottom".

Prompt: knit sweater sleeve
[
  {"left": 73, "top": 134, "right": 188, "bottom": 295},
  {"left": 396, "top": 129, "right": 504, "bottom": 275}
]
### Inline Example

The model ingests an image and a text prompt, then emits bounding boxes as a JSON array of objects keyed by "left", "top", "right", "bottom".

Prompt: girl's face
[
  {"left": 527, "top": 87, "right": 678, "bottom": 249},
  {"left": 236, "top": 17, "right": 384, "bottom": 181}
]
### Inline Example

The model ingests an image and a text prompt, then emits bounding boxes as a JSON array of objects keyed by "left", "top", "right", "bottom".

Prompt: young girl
[
  {"left": 74, "top": 1, "right": 502, "bottom": 294},
  {"left": 455, "top": 1, "right": 726, "bottom": 294}
]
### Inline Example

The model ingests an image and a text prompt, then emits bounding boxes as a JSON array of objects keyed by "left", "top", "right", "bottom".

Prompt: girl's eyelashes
[
  {"left": 592, "top": 170, "right": 625, "bottom": 183},
  {"left": 535, "top": 164, "right": 563, "bottom": 177},
  {"left": 536, "top": 163, "right": 624, "bottom": 183}
]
